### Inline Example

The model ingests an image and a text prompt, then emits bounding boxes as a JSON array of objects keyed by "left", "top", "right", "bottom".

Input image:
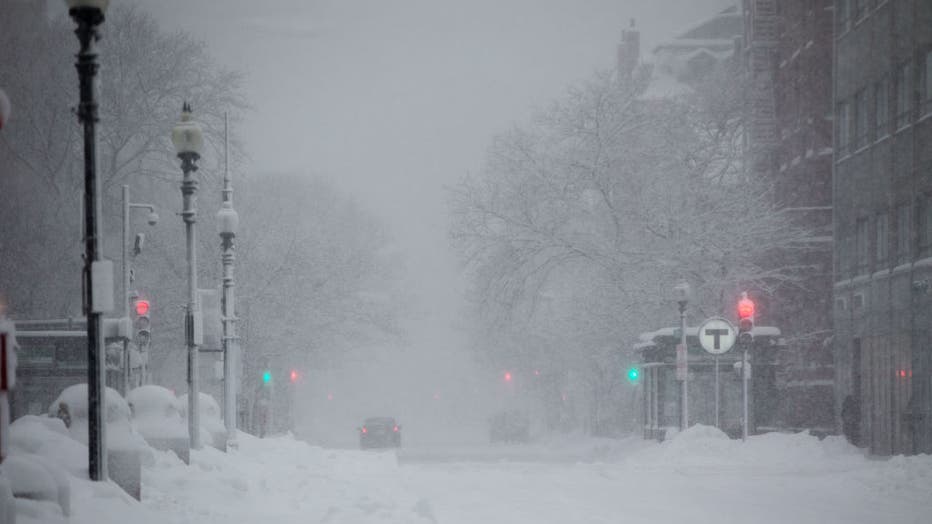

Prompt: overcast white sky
[{"left": 117, "top": 0, "right": 733, "bottom": 383}]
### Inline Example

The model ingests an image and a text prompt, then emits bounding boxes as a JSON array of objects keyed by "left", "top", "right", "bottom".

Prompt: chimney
[{"left": 617, "top": 18, "right": 641, "bottom": 80}]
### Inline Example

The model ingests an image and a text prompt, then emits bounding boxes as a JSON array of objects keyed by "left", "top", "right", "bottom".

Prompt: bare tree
[{"left": 451, "top": 65, "right": 813, "bottom": 434}]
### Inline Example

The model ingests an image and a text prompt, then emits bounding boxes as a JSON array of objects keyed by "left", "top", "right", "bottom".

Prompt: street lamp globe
[
  {"left": 171, "top": 103, "right": 204, "bottom": 158},
  {"left": 673, "top": 280, "right": 691, "bottom": 308},
  {"left": 63, "top": 0, "right": 109, "bottom": 23},
  {"left": 217, "top": 203, "right": 239, "bottom": 236},
  {"left": 0, "top": 89, "right": 10, "bottom": 131}
]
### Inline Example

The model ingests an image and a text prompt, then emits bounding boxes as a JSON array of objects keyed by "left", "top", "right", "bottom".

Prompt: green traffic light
[
  {"left": 627, "top": 367, "right": 639, "bottom": 381},
  {"left": 262, "top": 370, "right": 272, "bottom": 384}
]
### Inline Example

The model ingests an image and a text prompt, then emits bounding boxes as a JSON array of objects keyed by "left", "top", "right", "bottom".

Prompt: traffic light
[
  {"left": 504, "top": 371, "right": 512, "bottom": 382},
  {"left": 737, "top": 291, "right": 754, "bottom": 346},
  {"left": 262, "top": 370, "right": 272, "bottom": 384},
  {"left": 289, "top": 369, "right": 299, "bottom": 383},
  {"left": 134, "top": 298, "right": 150, "bottom": 345},
  {"left": 627, "top": 366, "right": 640, "bottom": 382}
]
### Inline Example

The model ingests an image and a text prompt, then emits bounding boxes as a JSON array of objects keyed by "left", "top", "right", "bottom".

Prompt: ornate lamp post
[
  {"left": 217, "top": 114, "right": 240, "bottom": 447},
  {"left": 172, "top": 103, "right": 204, "bottom": 449},
  {"left": 65, "top": 0, "right": 111, "bottom": 482},
  {"left": 673, "top": 280, "right": 691, "bottom": 431}
]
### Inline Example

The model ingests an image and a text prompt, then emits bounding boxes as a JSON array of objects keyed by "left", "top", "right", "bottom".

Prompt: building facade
[
  {"left": 832, "top": 0, "right": 932, "bottom": 455},
  {"left": 740, "top": 0, "right": 836, "bottom": 432}
]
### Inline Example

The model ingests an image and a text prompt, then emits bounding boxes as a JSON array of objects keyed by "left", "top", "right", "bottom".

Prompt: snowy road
[{"left": 133, "top": 426, "right": 932, "bottom": 524}]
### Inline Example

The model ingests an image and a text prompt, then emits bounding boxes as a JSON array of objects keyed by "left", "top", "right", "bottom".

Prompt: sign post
[
  {"left": 675, "top": 343, "right": 687, "bottom": 381},
  {"left": 698, "top": 318, "right": 736, "bottom": 430}
]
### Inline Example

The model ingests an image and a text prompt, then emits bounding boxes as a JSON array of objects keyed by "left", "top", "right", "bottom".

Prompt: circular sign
[{"left": 698, "top": 317, "right": 736, "bottom": 355}]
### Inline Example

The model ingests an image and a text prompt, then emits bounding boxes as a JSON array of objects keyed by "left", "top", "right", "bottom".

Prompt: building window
[
  {"left": 838, "top": 100, "right": 851, "bottom": 157},
  {"left": 895, "top": 62, "right": 912, "bottom": 129},
  {"left": 856, "top": 217, "right": 870, "bottom": 273},
  {"left": 875, "top": 79, "right": 890, "bottom": 139},
  {"left": 876, "top": 212, "right": 889, "bottom": 266},
  {"left": 923, "top": 49, "right": 932, "bottom": 116},
  {"left": 854, "top": 88, "right": 869, "bottom": 150},
  {"left": 896, "top": 203, "right": 911, "bottom": 264}
]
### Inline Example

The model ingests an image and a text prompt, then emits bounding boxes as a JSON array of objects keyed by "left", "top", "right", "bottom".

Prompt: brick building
[
  {"left": 740, "top": 0, "right": 836, "bottom": 432},
  {"left": 832, "top": 0, "right": 932, "bottom": 455}
]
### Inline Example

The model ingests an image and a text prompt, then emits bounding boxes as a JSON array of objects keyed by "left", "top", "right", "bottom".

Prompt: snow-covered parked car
[
  {"left": 179, "top": 392, "right": 227, "bottom": 451},
  {"left": 126, "top": 385, "right": 190, "bottom": 464},
  {"left": 4, "top": 416, "right": 76, "bottom": 519},
  {"left": 49, "top": 384, "right": 145, "bottom": 450},
  {"left": 49, "top": 384, "right": 147, "bottom": 498}
]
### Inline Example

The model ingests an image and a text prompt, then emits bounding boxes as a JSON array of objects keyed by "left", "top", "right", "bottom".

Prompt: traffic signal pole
[
  {"left": 679, "top": 301, "right": 688, "bottom": 431},
  {"left": 742, "top": 348, "right": 749, "bottom": 441},
  {"left": 714, "top": 356, "right": 720, "bottom": 429}
]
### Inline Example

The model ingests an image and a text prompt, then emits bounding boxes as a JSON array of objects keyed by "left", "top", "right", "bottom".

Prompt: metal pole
[
  {"left": 71, "top": 6, "right": 107, "bottom": 481},
  {"left": 122, "top": 185, "right": 130, "bottom": 395},
  {"left": 742, "top": 348, "right": 749, "bottom": 441},
  {"left": 680, "top": 304, "right": 688, "bottom": 431},
  {"left": 714, "top": 356, "right": 720, "bottom": 429},
  {"left": 180, "top": 151, "right": 201, "bottom": 449},
  {"left": 220, "top": 113, "right": 239, "bottom": 448}
]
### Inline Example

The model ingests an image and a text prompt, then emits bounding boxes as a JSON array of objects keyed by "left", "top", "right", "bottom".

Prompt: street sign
[
  {"left": 698, "top": 317, "right": 736, "bottom": 355},
  {"left": 675, "top": 343, "right": 686, "bottom": 380}
]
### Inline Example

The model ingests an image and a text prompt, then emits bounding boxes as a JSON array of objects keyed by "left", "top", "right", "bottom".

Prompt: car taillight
[
  {"left": 393, "top": 425, "right": 399, "bottom": 432},
  {"left": 361, "top": 427, "right": 367, "bottom": 434}
]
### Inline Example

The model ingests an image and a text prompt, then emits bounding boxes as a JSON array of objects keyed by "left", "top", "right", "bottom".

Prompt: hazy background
[{"left": 103, "top": 0, "right": 733, "bottom": 444}]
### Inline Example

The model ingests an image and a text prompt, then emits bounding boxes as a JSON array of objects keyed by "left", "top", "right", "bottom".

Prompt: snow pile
[
  {"left": 144, "top": 431, "right": 437, "bottom": 524},
  {"left": 626, "top": 424, "right": 864, "bottom": 473},
  {"left": 4, "top": 414, "right": 159, "bottom": 524},
  {"left": 126, "top": 385, "right": 187, "bottom": 440},
  {"left": 8, "top": 416, "right": 87, "bottom": 476},
  {"left": 178, "top": 391, "right": 226, "bottom": 437}
]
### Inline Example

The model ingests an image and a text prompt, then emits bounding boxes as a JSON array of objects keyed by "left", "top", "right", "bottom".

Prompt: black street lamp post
[{"left": 65, "top": 0, "right": 111, "bottom": 482}]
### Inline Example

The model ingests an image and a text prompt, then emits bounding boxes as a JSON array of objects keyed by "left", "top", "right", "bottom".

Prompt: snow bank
[
  {"left": 126, "top": 385, "right": 187, "bottom": 440},
  {"left": 144, "top": 431, "right": 436, "bottom": 524},
  {"left": 178, "top": 391, "right": 226, "bottom": 435},
  {"left": 9, "top": 416, "right": 86, "bottom": 477},
  {"left": 626, "top": 424, "right": 865, "bottom": 472},
  {"left": 5, "top": 412, "right": 160, "bottom": 524}
]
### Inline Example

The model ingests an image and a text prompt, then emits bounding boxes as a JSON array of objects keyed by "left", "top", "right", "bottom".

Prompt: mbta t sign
[{"left": 698, "top": 317, "right": 736, "bottom": 355}]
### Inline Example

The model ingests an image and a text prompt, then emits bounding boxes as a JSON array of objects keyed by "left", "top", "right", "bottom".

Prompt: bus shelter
[{"left": 635, "top": 325, "right": 783, "bottom": 440}]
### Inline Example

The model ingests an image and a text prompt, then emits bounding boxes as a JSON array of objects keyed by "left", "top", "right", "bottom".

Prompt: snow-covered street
[{"left": 135, "top": 427, "right": 932, "bottom": 524}]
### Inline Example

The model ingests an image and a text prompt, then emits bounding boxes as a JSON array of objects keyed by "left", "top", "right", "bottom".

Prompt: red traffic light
[
  {"left": 737, "top": 296, "right": 754, "bottom": 320},
  {"left": 134, "top": 299, "right": 150, "bottom": 316},
  {"left": 290, "top": 369, "right": 299, "bottom": 383},
  {"left": 504, "top": 371, "right": 512, "bottom": 382}
]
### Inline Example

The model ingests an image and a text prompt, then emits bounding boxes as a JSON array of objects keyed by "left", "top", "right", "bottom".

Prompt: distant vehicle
[
  {"left": 489, "top": 410, "right": 530, "bottom": 444},
  {"left": 358, "top": 416, "right": 401, "bottom": 449}
]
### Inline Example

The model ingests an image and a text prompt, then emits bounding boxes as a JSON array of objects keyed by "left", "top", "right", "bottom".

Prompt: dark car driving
[
  {"left": 359, "top": 416, "right": 402, "bottom": 449},
  {"left": 489, "top": 410, "right": 530, "bottom": 443}
]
